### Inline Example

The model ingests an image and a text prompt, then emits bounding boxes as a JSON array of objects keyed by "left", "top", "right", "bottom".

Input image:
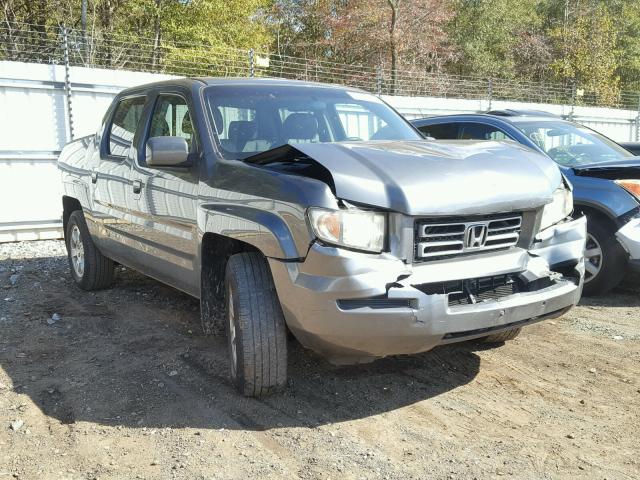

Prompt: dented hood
[{"left": 250, "top": 140, "right": 563, "bottom": 216}]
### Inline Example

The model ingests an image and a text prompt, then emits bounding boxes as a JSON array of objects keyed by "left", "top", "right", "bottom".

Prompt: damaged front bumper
[
  {"left": 269, "top": 216, "right": 586, "bottom": 364},
  {"left": 616, "top": 216, "right": 640, "bottom": 271}
]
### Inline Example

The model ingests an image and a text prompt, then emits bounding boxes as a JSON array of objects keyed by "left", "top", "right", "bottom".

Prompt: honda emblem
[{"left": 465, "top": 224, "right": 488, "bottom": 249}]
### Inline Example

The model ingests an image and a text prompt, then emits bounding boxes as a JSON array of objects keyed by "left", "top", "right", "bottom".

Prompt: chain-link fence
[{"left": 2, "top": 21, "right": 640, "bottom": 111}]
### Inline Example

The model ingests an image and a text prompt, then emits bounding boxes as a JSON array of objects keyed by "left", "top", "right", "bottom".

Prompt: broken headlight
[
  {"left": 540, "top": 186, "right": 573, "bottom": 230},
  {"left": 307, "top": 207, "right": 386, "bottom": 253}
]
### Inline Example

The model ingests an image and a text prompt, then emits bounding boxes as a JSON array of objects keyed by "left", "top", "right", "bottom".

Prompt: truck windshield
[
  {"left": 204, "top": 84, "right": 421, "bottom": 160},
  {"left": 513, "top": 120, "right": 633, "bottom": 167}
]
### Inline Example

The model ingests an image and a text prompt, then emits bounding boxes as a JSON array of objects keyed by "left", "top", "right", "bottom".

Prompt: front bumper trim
[
  {"left": 616, "top": 217, "right": 640, "bottom": 260},
  {"left": 268, "top": 216, "right": 586, "bottom": 364}
]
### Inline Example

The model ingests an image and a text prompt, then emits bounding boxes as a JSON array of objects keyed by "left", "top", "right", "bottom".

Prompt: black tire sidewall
[
  {"left": 66, "top": 211, "right": 89, "bottom": 287},
  {"left": 223, "top": 252, "right": 288, "bottom": 397},
  {"left": 65, "top": 210, "right": 113, "bottom": 291},
  {"left": 583, "top": 217, "right": 627, "bottom": 296},
  {"left": 224, "top": 271, "right": 245, "bottom": 391}
]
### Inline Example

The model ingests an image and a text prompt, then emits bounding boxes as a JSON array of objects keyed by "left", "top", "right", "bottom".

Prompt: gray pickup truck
[{"left": 58, "top": 78, "right": 586, "bottom": 396}]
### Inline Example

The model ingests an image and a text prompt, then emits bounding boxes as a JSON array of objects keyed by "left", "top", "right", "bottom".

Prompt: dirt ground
[{"left": 0, "top": 240, "right": 638, "bottom": 480}]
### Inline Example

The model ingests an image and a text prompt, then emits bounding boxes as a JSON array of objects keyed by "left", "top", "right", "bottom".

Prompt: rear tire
[
  {"left": 225, "top": 252, "right": 287, "bottom": 397},
  {"left": 582, "top": 215, "right": 627, "bottom": 296},
  {"left": 480, "top": 327, "right": 521, "bottom": 343},
  {"left": 66, "top": 210, "right": 114, "bottom": 290}
]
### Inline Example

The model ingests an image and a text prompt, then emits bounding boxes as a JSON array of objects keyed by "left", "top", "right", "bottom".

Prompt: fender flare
[{"left": 198, "top": 204, "right": 306, "bottom": 259}]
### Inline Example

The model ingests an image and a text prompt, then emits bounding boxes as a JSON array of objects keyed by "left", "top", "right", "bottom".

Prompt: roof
[
  {"left": 486, "top": 109, "right": 560, "bottom": 118},
  {"left": 117, "top": 76, "right": 365, "bottom": 96},
  {"left": 411, "top": 111, "right": 569, "bottom": 125},
  {"left": 196, "top": 76, "right": 360, "bottom": 90}
]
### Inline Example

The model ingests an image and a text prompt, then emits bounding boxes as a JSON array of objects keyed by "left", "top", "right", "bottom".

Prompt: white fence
[{"left": 1, "top": 60, "right": 639, "bottom": 242}]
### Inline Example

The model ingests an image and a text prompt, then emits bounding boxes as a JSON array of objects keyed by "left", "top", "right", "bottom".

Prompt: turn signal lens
[
  {"left": 308, "top": 207, "right": 386, "bottom": 253},
  {"left": 540, "top": 187, "right": 573, "bottom": 230},
  {"left": 616, "top": 180, "right": 640, "bottom": 200},
  {"left": 315, "top": 210, "right": 342, "bottom": 242}
]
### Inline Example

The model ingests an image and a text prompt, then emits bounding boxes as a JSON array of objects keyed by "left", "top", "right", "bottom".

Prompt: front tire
[
  {"left": 480, "top": 327, "right": 522, "bottom": 343},
  {"left": 225, "top": 252, "right": 287, "bottom": 397},
  {"left": 66, "top": 210, "right": 114, "bottom": 290},
  {"left": 582, "top": 216, "right": 627, "bottom": 296}
]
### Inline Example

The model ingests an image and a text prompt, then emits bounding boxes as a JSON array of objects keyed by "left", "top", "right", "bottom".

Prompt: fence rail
[{"left": 2, "top": 21, "right": 640, "bottom": 111}]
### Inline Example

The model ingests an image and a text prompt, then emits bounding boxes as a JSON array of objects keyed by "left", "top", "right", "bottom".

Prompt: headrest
[
  {"left": 283, "top": 113, "right": 318, "bottom": 141},
  {"left": 181, "top": 111, "right": 193, "bottom": 135},
  {"left": 228, "top": 120, "right": 256, "bottom": 140},
  {"left": 460, "top": 124, "right": 489, "bottom": 140},
  {"left": 211, "top": 107, "right": 224, "bottom": 134}
]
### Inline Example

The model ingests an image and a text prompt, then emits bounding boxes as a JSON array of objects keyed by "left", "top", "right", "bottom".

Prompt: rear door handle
[
  {"left": 91, "top": 171, "right": 98, "bottom": 183},
  {"left": 132, "top": 180, "right": 142, "bottom": 194}
]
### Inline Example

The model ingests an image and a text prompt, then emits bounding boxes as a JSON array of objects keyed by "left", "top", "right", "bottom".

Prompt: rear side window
[
  {"left": 458, "top": 123, "right": 509, "bottom": 140},
  {"left": 108, "top": 96, "right": 146, "bottom": 156},
  {"left": 418, "top": 123, "right": 459, "bottom": 139}
]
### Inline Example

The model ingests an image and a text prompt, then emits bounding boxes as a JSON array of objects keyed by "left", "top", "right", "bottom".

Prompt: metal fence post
[
  {"left": 487, "top": 78, "right": 493, "bottom": 111},
  {"left": 61, "top": 25, "right": 75, "bottom": 141},
  {"left": 569, "top": 83, "right": 576, "bottom": 121},
  {"left": 636, "top": 95, "right": 640, "bottom": 141},
  {"left": 248, "top": 48, "right": 255, "bottom": 78},
  {"left": 376, "top": 65, "right": 382, "bottom": 97}
]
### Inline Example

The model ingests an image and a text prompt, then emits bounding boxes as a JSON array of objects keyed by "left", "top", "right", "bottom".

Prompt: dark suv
[{"left": 412, "top": 110, "right": 640, "bottom": 295}]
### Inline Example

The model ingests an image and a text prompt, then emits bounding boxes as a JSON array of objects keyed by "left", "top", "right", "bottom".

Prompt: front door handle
[
  {"left": 132, "top": 180, "right": 142, "bottom": 194},
  {"left": 91, "top": 171, "right": 98, "bottom": 183}
]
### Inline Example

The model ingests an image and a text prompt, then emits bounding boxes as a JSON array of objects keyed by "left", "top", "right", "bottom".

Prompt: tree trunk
[
  {"left": 152, "top": 0, "right": 162, "bottom": 71},
  {"left": 81, "top": 0, "right": 88, "bottom": 62},
  {"left": 388, "top": 0, "right": 399, "bottom": 95},
  {"left": 99, "top": 0, "right": 116, "bottom": 67}
]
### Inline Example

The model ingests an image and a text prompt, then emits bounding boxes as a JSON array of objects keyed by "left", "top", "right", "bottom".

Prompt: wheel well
[
  {"left": 62, "top": 196, "right": 82, "bottom": 241},
  {"left": 574, "top": 204, "right": 618, "bottom": 230},
  {"left": 200, "top": 232, "right": 259, "bottom": 333}
]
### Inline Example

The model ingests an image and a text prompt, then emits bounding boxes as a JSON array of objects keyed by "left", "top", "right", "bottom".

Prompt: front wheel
[
  {"left": 66, "top": 210, "right": 114, "bottom": 290},
  {"left": 480, "top": 327, "right": 521, "bottom": 344},
  {"left": 225, "top": 252, "right": 287, "bottom": 397},
  {"left": 582, "top": 216, "right": 627, "bottom": 296}
]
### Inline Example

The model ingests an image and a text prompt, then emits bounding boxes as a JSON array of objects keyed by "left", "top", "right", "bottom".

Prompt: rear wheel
[
  {"left": 66, "top": 210, "right": 114, "bottom": 290},
  {"left": 582, "top": 216, "right": 627, "bottom": 296},
  {"left": 480, "top": 327, "right": 522, "bottom": 343},
  {"left": 225, "top": 252, "right": 287, "bottom": 397}
]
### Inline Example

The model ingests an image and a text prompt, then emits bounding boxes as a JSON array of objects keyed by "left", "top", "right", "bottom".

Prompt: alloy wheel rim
[
  {"left": 70, "top": 225, "right": 85, "bottom": 278},
  {"left": 228, "top": 290, "right": 237, "bottom": 377},
  {"left": 584, "top": 233, "right": 603, "bottom": 284}
]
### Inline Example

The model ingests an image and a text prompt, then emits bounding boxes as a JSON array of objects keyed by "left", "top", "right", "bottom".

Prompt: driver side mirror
[{"left": 146, "top": 136, "right": 190, "bottom": 167}]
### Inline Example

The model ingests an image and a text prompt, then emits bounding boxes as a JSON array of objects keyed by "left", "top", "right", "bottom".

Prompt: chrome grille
[{"left": 415, "top": 214, "right": 522, "bottom": 261}]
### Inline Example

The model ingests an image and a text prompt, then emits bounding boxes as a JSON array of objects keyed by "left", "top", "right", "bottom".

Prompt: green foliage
[
  {"left": 447, "top": 0, "right": 546, "bottom": 79},
  {"left": 2, "top": 0, "right": 272, "bottom": 48},
  {"left": 614, "top": 0, "right": 640, "bottom": 92},
  {"left": 549, "top": 3, "right": 620, "bottom": 105},
  {"left": 2, "top": 0, "right": 640, "bottom": 105}
]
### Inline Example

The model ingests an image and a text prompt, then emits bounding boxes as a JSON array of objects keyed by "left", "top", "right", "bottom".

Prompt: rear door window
[
  {"left": 108, "top": 96, "right": 146, "bottom": 157},
  {"left": 458, "top": 123, "right": 510, "bottom": 140},
  {"left": 417, "top": 123, "right": 459, "bottom": 139}
]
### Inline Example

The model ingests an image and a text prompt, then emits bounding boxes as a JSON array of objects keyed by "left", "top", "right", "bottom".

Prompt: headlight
[
  {"left": 308, "top": 207, "right": 386, "bottom": 253},
  {"left": 615, "top": 179, "right": 640, "bottom": 201},
  {"left": 540, "top": 187, "right": 573, "bottom": 230}
]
